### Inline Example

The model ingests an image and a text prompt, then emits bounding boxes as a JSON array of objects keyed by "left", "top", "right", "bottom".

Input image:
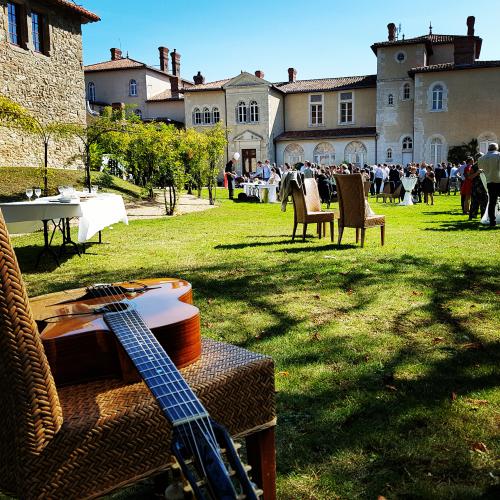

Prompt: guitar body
[{"left": 31, "top": 278, "right": 201, "bottom": 386}]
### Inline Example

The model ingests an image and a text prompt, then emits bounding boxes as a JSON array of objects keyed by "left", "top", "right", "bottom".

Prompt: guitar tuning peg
[
  {"left": 233, "top": 442, "right": 242, "bottom": 450},
  {"left": 243, "top": 464, "right": 252, "bottom": 473}
]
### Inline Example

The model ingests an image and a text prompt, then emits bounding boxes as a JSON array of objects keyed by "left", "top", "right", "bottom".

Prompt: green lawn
[{"left": 7, "top": 191, "right": 500, "bottom": 499}]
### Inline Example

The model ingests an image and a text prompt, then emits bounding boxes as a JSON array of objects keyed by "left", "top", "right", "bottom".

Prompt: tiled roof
[
  {"left": 47, "top": 0, "right": 100, "bottom": 23},
  {"left": 371, "top": 34, "right": 482, "bottom": 56},
  {"left": 274, "top": 127, "right": 377, "bottom": 142},
  {"left": 184, "top": 75, "right": 376, "bottom": 93},
  {"left": 409, "top": 60, "right": 500, "bottom": 75},
  {"left": 275, "top": 75, "right": 377, "bottom": 93},
  {"left": 182, "top": 78, "right": 231, "bottom": 91},
  {"left": 84, "top": 57, "right": 193, "bottom": 85},
  {"left": 146, "top": 89, "right": 184, "bottom": 102}
]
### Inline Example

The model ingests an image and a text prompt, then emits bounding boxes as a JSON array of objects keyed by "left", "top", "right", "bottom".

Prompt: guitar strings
[{"left": 87, "top": 283, "right": 224, "bottom": 485}]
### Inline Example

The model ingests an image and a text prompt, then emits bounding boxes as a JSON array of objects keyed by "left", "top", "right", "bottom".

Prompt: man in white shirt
[
  {"left": 374, "top": 164, "right": 385, "bottom": 194},
  {"left": 478, "top": 143, "right": 500, "bottom": 227}
]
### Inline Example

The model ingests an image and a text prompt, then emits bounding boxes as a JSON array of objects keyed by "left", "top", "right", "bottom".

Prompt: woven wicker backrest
[
  {"left": 0, "top": 210, "right": 62, "bottom": 487},
  {"left": 304, "top": 178, "right": 321, "bottom": 212},
  {"left": 334, "top": 174, "right": 366, "bottom": 227},
  {"left": 291, "top": 180, "right": 307, "bottom": 223}
]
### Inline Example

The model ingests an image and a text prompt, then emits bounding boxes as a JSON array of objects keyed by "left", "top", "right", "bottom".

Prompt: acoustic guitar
[{"left": 33, "top": 278, "right": 261, "bottom": 499}]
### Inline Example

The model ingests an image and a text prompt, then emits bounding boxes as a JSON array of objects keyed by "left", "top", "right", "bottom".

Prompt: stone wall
[{"left": 0, "top": 0, "right": 86, "bottom": 169}]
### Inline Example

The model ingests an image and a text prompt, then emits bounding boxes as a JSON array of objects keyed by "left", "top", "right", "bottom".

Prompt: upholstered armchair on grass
[
  {"left": 0, "top": 210, "right": 277, "bottom": 500},
  {"left": 291, "top": 178, "right": 335, "bottom": 242},
  {"left": 334, "top": 174, "right": 386, "bottom": 248}
]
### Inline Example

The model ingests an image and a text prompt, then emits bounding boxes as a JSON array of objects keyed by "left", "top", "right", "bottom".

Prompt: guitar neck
[{"left": 104, "top": 309, "right": 208, "bottom": 426}]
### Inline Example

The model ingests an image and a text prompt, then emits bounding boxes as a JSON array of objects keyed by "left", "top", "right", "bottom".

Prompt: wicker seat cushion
[
  {"left": 364, "top": 215, "right": 386, "bottom": 227},
  {"left": 305, "top": 210, "right": 335, "bottom": 222},
  {"left": 21, "top": 339, "right": 275, "bottom": 500}
]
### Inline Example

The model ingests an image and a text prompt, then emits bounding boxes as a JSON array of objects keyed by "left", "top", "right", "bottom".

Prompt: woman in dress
[
  {"left": 422, "top": 165, "right": 435, "bottom": 205},
  {"left": 460, "top": 157, "right": 474, "bottom": 214}
]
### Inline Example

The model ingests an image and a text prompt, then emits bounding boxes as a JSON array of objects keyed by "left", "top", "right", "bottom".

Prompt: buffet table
[{"left": 240, "top": 182, "right": 278, "bottom": 203}]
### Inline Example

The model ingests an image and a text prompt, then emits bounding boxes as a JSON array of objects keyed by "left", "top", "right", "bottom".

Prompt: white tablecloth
[
  {"left": 399, "top": 177, "right": 418, "bottom": 206},
  {"left": 0, "top": 194, "right": 128, "bottom": 242},
  {"left": 240, "top": 183, "right": 278, "bottom": 203}
]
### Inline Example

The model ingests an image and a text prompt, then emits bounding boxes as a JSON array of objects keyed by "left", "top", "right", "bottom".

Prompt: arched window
[
  {"left": 193, "top": 107, "right": 202, "bottom": 125},
  {"left": 129, "top": 79, "right": 138, "bottom": 96},
  {"left": 403, "top": 83, "right": 411, "bottom": 100},
  {"left": 87, "top": 82, "right": 95, "bottom": 102},
  {"left": 430, "top": 137, "right": 443, "bottom": 164},
  {"left": 284, "top": 143, "right": 304, "bottom": 166},
  {"left": 313, "top": 142, "right": 335, "bottom": 165},
  {"left": 237, "top": 101, "right": 247, "bottom": 123},
  {"left": 203, "top": 107, "right": 211, "bottom": 124},
  {"left": 388, "top": 94, "right": 394, "bottom": 106},
  {"left": 212, "top": 107, "right": 220, "bottom": 123},
  {"left": 386, "top": 148, "right": 393, "bottom": 161},
  {"left": 478, "top": 132, "right": 498, "bottom": 154},
  {"left": 134, "top": 109, "right": 142, "bottom": 119},
  {"left": 402, "top": 136, "right": 413, "bottom": 150},
  {"left": 344, "top": 141, "right": 367, "bottom": 166},
  {"left": 432, "top": 84, "right": 443, "bottom": 110},
  {"left": 249, "top": 100, "right": 259, "bottom": 122}
]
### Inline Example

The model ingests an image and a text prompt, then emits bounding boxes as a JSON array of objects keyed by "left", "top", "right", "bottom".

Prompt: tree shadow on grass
[
  {"left": 423, "top": 219, "right": 490, "bottom": 232},
  {"left": 12, "top": 245, "right": 80, "bottom": 273}
]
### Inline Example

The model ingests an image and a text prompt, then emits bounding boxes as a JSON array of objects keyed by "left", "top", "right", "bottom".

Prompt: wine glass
[
  {"left": 34, "top": 187, "right": 41, "bottom": 199},
  {"left": 58, "top": 186, "right": 64, "bottom": 196},
  {"left": 26, "top": 188, "right": 33, "bottom": 202}
]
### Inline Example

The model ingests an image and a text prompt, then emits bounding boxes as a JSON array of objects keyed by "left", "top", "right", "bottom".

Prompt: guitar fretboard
[{"left": 104, "top": 308, "right": 208, "bottom": 426}]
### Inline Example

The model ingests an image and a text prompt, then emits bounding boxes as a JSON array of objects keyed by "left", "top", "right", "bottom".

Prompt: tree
[
  {"left": 204, "top": 123, "right": 227, "bottom": 205},
  {"left": 448, "top": 138, "right": 478, "bottom": 164},
  {"left": 180, "top": 128, "right": 208, "bottom": 198},
  {"left": 0, "top": 95, "right": 73, "bottom": 195}
]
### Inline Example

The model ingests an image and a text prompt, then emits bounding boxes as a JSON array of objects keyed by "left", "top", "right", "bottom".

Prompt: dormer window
[
  {"left": 249, "top": 101, "right": 259, "bottom": 122},
  {"left": 129, "top": 79, "right": 138, "bottom": 96},
  {"left": 237, "top": 101, "right": 247, "bottom": 123}
]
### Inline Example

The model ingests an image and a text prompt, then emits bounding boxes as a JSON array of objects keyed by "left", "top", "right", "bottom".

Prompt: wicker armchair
[
  {"left": 291, "top": 178, "right": 335, "bottom": 242},
  {"left": 0, "top": 210, "right": 276, "bottom": 500},
  {"left": 334, "top": 174, "right": 386, "bottom": 248}
]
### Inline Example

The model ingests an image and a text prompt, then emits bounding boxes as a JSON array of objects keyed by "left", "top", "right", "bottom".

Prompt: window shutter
[
  {"left": 42, "top": 14, "right": 50, "bottom": 55},
  {"left": 19, "top": 4, "right": 29, "bottom": 49}
]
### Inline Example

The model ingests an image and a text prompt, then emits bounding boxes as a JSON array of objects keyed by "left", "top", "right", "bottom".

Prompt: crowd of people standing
[{"left": 224, "top": 145, "right": 500, "bottom": 227}]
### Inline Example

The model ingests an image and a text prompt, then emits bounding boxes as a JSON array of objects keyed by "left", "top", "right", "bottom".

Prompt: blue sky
[{"left": 81, "top": 0, "right": 498, "bottom": 83}]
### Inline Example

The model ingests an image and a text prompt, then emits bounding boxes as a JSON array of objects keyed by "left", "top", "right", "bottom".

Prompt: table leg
[
  {"left": 35, "top": 220, "right": 60, "bottom": 268},
  {"left": 246, "top": 427, "right": 276, "bottom": 500},
  {"left": 58, "top": 218, "right": 81, "bottom": 257}
]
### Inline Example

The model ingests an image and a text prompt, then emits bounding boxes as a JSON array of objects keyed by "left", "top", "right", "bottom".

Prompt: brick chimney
[
  {"left": 387, "top": 23, "right": 396, "bottom": 41},
  {"left": 454, "top": 35, "right": 477, "bottom": 65},
  {"left": 171, "top": 49, "right": 181, "bottom": 77},
  {"left": 288, "top": 67, "right": 297, "bottom": 83},
  {"left": 255, "top": 70, "right": 264, "bottom": 79},
  {"left": 467, "top": 15, "right": 475, "bottom": 36},
  {"left": 158, "top": 46, "right": 169, "bottom": 72},
  {"left": 171, "top": 76, "right": 180, "bottom": 93},
  {"left": 193, "top": 71, "right": 205, "bottom": 85},
  {"left": 110, "top": 47, "right": 122, "bottom": 60}
]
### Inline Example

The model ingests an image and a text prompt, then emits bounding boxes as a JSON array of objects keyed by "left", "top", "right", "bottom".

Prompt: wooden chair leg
[
  {"left": 323, "top": 222, "right": 326, "bottom": 239},
  {"left": 337, "top": 221, "right": 344, "bottom": 247},
  {"left": 381, "top": 224, "right": 385, "bottom": 246},
  {"left": 361, "top": 227, "right": 366, "bottom": 248},
  {"left": 246, "top": 427, "right": 276, "bottom": 500},
  {"left": 330, "top": 220, "right": 334, "bottom": 242},
  {"left": 317, "top": 222, "right": 321, "bottom": 239},
  {"left": 292, "top": 220, "right": 298, "bottom": 241},
  {"left": 302, "top": 223, "right": 308, "bottom": 242},
  {"left": 355, "top": 228, "right": 360, "bottom": 243}
]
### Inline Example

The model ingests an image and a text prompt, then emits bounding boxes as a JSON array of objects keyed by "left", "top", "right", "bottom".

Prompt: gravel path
[{"left": 126, "top": 192, "right": 218, "bottom": 220}]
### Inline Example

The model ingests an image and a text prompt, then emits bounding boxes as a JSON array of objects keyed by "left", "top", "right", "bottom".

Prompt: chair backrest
[
  {"left": 304, "top": 178, "right": 321, "bottom": 212},
  {"left": 393, "top": 183, "right": 402, "bottom": 197},
  {"left": 0, "top": 210, "right": 62, "bottom": 489},
  {"left": 334, "top": 174, "right": 366, "bottom": 228},
  {"left": 291, "top": 180, "right": 307, "bottom": 223},
  {"left": 383, "top": 182, "right": 392, "bottom": 194}
]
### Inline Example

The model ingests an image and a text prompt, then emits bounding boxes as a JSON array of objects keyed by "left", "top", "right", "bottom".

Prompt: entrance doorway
[
  {"left": 242, "top": 149, "right": 256, "bottom": 175},
  {"left": 402, "top": 152, "right": 412, "bottom": 167}
]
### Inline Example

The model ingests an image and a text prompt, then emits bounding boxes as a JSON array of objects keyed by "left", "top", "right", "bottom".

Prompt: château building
[
  {"left": 184, "top": 16, "right": 500, "bottom": 174},
  {"left": 0, "top": 0, "right": 99, "bottom": 168}
]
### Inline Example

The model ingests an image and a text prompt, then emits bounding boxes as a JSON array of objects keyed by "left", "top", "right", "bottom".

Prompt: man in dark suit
[{"left": 225, "top": 158, "right": 237, "bottom": 199}]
